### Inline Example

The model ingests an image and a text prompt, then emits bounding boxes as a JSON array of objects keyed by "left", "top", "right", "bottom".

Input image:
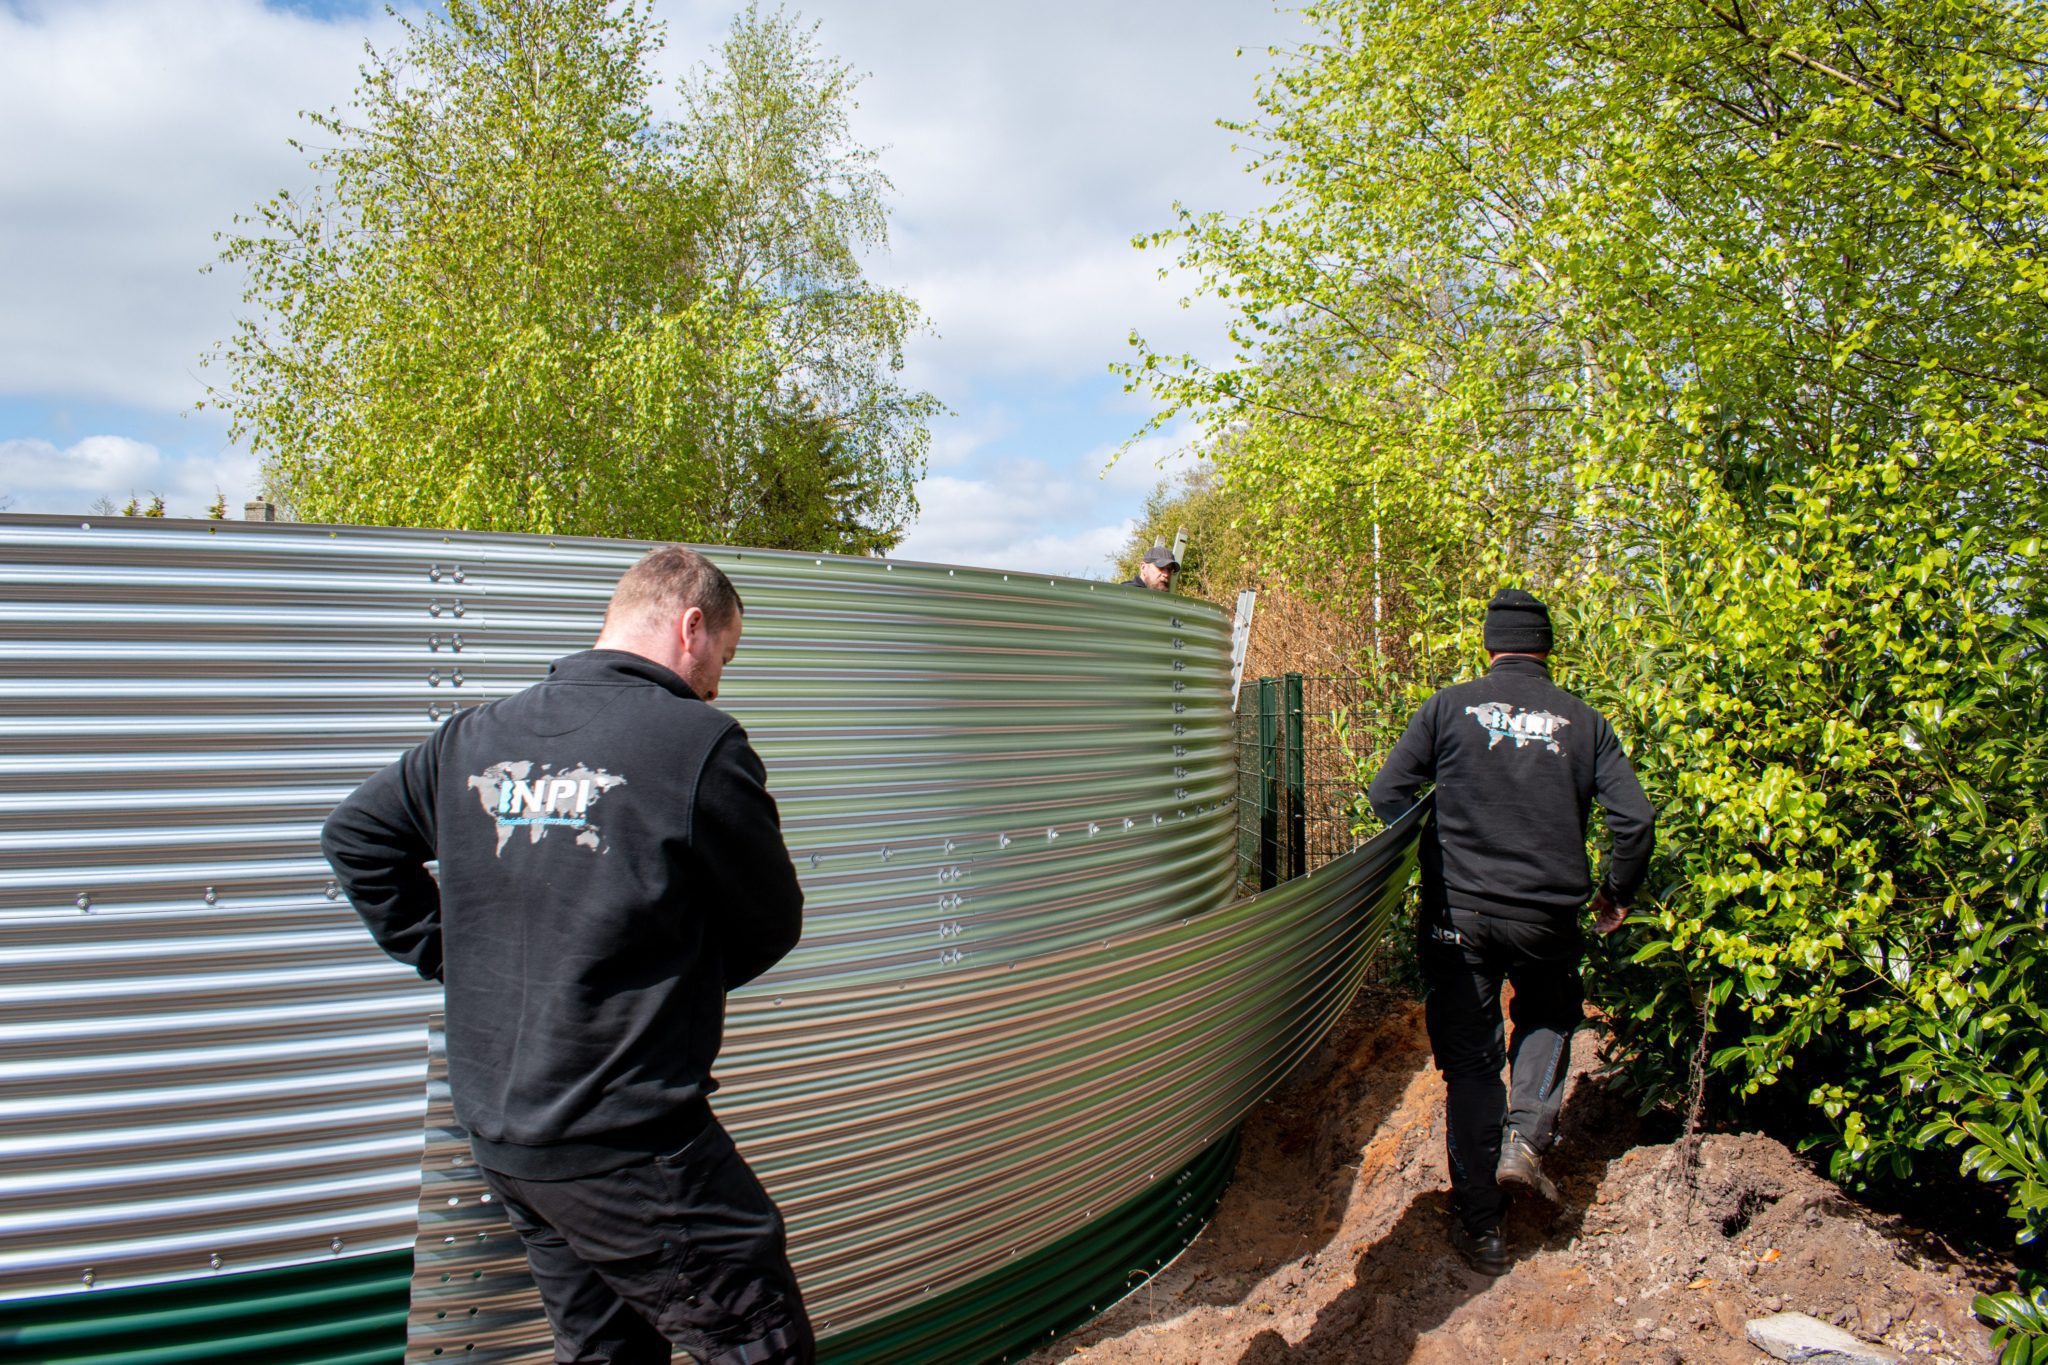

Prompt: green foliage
[
  {"left": 1132, "top": 0, "right": 2048, "bottom": 1286},
  {"left": 208, "top": 0, "right": 934, "bottom": 550},
  {"left": 1980, "top": 1279, "right": 2048, "bottom": 1365}
]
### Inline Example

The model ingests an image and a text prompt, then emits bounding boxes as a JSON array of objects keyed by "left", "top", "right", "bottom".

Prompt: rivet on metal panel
[
  {"left": 452, "top": 670, "right": 464, "bottom": 687},
  {"left": 208, "top": 1254, "right": 222, "bottom": 1270},
  {"left": 429, "top": 671, "right": 443, "bottom": 687},
  {"left": 453, "top": 567, "right": 465, "bottom": 583},
  {"left": 79, "top": 521, "right": 91, "bottom": 530},
  {"left": 204, "top": 887, "right": 217, "bottom": 905},
  {"left": 1152, "top": 814, "right": 1163, "bottom": 826},
  {"left": 429, "top": 635, "right": 441, "bottom": 651},
  {"left": 80, "top": 1269, "right": 94, "bottom": 1286},
  {"left": 75, "top": 893, "right": 91, "bottom": 912},
  {"left": 1122, "top": 818, "right": 1134, "bottom": 831},
  {"left": 1088, "top": 823, "right": 1100, "bottom": 835},
  {"left": 430, "top": 601, "right": 443, "bottom": 617},
  {"left": 1045, "top": 828, "right": 1057, "bottom": 842},
  {"left": 944, "top": 839, "right": 956, "bottom": 854},
  {"left": 452, "top": 599, "right": 465, "bottom": 617},
  {"left": 331, "top": 1237, "right": 345, "bottom": 1253},
  {"left": 429, "top": 704, "right": 444, "bottom": 720},
  {"left": 452, "top": 633, "right": 465, "bottom": 650},
  {"left": 1172, "top": 617, "right": 1183, "bottom": 628},
  {"left": 773, "top": 996, "right": 783, "bottom": 1006},
  {"left": 325, "top": 881, "right": 340, "bottom": 899},
  {"left": 480, "top": 1192, "right": 492, "bottom": 1203},
  {"left": 879, "top": 846, "right": 890, "bottom": 862},
  {"left": 808, "top": 853, "right": 820, "bottom": 867},
  {"left": 446, "top": 1196, "right": 460, "bottom": 1206},
  {"left": 429, "top": 565, "right": 443, "bottom": 582},
  {"left": 998, "top": 833, "right": 1011, "bottom": 849}
]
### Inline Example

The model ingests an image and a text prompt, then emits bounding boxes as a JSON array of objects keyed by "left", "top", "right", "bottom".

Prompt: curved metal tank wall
[{"left": 0, "top": 516, "right": 1417, "bottom": 1362}]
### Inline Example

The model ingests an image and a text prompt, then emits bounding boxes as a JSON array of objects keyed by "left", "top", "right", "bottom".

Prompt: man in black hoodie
[
  {"left": 323, "top": 545, "right": 811, "bottom": 1364},
  {"left": 1369, "top": 589, "right": 1655, "bottom": 1277}
]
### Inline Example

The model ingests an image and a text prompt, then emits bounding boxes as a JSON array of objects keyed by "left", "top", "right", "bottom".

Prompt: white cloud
[
  {"left": 2, "top": 0, "right": 1296, "bottom": 556},
  {"left": 893, "top": 443, "right": 1174, "bottom": 578},
  {"left": 793, "top": 1, "right": 1299, "bottom": 402},
  {"left": 0, "top": 435, "right": 257, "bottom": 517},
  {"left": 0, "top": 0, "right": 407, "bottom": 409},
  {"left": 1094, "top": 424, "right": 1207, "bottom": 494}
]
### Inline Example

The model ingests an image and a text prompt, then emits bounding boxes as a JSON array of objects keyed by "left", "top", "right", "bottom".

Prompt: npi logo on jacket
[
  {"left": 465, "top": 760, "right": 627, "bottom": 854},
  {"left": 1464, "top": 702, "right": 1570, "bottom": 755}
]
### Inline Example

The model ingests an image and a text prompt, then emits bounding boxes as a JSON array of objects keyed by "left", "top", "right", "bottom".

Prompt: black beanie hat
[{"left": 1484, "top": 588, "right": 1553, "bottom": 654}]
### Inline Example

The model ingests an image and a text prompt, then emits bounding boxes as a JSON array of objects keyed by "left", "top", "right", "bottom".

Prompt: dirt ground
[{"left": 1028, "top": 987, "right": 2000, "bottom": 1364}]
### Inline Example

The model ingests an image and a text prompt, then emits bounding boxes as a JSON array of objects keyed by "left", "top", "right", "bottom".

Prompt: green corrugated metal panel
[
  {"left": 0, "top": 1134, "right": 1229, "bottom": 1365},
  {"left": 823, "top": 1133, "right": 1239, "bottom": 1364},
  {"left": 0, "top": 1251, "right": 409, "bottom": 1364},
  {"left": 0, "top": 515, "right": 1421, "bottom": 1364}
]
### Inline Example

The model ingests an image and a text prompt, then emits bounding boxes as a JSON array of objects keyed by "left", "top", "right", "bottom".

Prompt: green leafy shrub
[{"left": 1572, "top": 453, "right": 2048, "bottom": 1246}]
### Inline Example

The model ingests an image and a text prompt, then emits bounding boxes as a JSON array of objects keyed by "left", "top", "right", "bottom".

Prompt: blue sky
[{"left": 0, "top": 0, "right": 1300, "bottom": 575}]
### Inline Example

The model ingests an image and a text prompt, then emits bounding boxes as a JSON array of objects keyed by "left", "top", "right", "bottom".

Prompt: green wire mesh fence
[{"left": 1234, "top": 673, "right": 1412, "bottom": 892}]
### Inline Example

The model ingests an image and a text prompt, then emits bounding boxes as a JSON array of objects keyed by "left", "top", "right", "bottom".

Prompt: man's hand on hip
[{"left": 1591, "top": 890, "right": 1626, "bottom": 936}]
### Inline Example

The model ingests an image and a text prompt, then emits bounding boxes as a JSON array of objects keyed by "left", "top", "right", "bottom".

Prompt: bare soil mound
[{"left": 1028, "top": 987, "right": 1996, "bottom": 1364}]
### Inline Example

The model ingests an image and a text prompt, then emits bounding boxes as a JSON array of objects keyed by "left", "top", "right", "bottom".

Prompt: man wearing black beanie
[{"left": 1369, "top": 588, "right": 1656, "bottom": 1276}]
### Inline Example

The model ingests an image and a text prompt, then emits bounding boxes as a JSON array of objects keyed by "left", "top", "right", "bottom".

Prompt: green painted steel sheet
[{"left": 0, "top": 1251, "right": 409, "bottom": 1364}]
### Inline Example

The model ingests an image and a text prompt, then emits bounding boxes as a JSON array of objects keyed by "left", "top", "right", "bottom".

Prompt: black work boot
[
  {"left": 1450, "top": 1221, "right": 1510, "bottom": 1276},
  {"left": 1496, "top": 1129, "right": 1561, "bottom": 1204}
]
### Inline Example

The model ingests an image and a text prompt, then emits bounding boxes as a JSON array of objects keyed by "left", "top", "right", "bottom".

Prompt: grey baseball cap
[{"left": 1142, "top": 546, "right": 1179, "bottom": 569}]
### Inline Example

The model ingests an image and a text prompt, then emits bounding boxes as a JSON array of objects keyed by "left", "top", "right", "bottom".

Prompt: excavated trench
[{"left": 1029, "top": 986, "right": 1997, "bottom": 1364}]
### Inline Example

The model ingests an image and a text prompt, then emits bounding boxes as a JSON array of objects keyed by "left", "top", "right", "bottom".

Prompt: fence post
[
  {"left": 1284, "top": 672, "right": 1306, "bottom": 880},
  {"left": 1258, "top": 677, "right": 1280, "bottom": 889}
]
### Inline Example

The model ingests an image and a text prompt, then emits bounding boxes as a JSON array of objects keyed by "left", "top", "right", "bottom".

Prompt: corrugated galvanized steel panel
[
  {"left": 408, "top": 811, "right": 1419, "bottom": 1362},
  {"left": 0, "top": 514, "right": 1412, "bottom": 1361}
]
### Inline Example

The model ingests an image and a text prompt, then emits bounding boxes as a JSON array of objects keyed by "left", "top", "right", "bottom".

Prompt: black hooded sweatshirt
[
  {"left": 321, "top": 649, "right": 803, "bottom": 1178},
  {"left": 1368, "top": 656, "right": 1656, "bottom": 922}
]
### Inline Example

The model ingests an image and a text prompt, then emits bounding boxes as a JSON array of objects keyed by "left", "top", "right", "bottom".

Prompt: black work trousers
[
  {"left": 477, "top": 1118, "right": 814, "bottom": 1365},
  {"left": 1421, "top": 905, "right": 1583, "bottom": 1236}
]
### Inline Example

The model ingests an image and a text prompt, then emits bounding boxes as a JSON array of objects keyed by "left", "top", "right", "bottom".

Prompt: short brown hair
[{"left": 603, "top": 545, "right": 742, "bottom": 635}]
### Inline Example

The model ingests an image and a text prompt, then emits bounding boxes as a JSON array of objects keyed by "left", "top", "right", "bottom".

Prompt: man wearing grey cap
[
  {"left": 1368, "top": 588, "right": 1656, "bottom": 1276},
  {"left": 1123, "top": 545, "right": 1179, "bottom": 591}
]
